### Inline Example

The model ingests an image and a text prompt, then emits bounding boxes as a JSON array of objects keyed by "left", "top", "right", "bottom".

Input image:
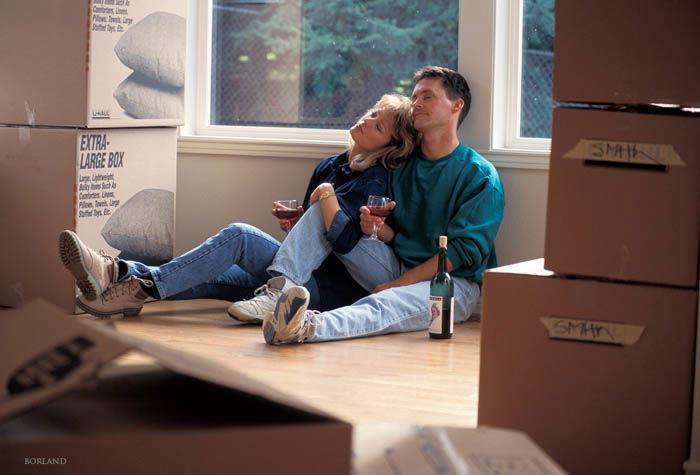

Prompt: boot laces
[
  {"left": 249, "top": 284, "right": 283, "bottom": 311},
  {"left": 101, "top": 277, "right": 151, "bottom": 303},
  {"left": 97, "top": 249, "right": 116, "bottom": 265},
  {"left": 297, "top": 310, "right": 322, "bottom": 342}
]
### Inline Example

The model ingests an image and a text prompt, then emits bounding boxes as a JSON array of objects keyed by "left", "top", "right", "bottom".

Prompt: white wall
[
  {"left": 174, "top": 153, "right": 316, "bottom": 250},
  {"left": 174, "top": 151, "right": 549, "bottom": 268},
  {"left": 495, "top": 166, "right": 549, "bottom": 265}
]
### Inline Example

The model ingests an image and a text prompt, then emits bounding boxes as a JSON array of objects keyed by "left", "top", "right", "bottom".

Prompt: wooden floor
[{"left": 93, "top": 299, "right": 482, "bottom": 427}]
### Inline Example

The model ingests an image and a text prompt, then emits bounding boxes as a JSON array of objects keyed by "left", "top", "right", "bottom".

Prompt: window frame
[
  {"left": 494, "top": 0, "right": 552, "bottom": 151},
  {"left": 181, "top": 0, "right": 551, "bottom": 166}
]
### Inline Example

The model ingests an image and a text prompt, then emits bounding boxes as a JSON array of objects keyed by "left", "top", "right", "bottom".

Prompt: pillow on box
[
  {"left": 114, "top": 11, "right": 186, "bottom": 88},
  {"left": 113, "top": 72, "right": 183, "bottom": 119},
  {"left": 101, "top": 189, "right": 174, "bottom": 264}
]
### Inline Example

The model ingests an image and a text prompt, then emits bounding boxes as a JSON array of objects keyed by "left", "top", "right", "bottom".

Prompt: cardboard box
[
  {"left": 0, "top": 0, "right": 186, "bottom": 127},
  {"left": 478, "top": 259, "right": 698, "bottom": 475},
  {"left": 553, "top": 0, "right": 700, "bottom": 106},
  {"left": 0, "top": 126, "right": 177, "bottom": 312},
  {"left": 685, "top": 276, "right": 700, "bottom": 475},
  {"left": 0, "top": 300, "right": 351, "bottom": 474},
  {"left": 353, "top": 424, "right": 566, "bottom": 474},
  {"left": 544, "top": 107, "right": 700, "bottom": 287}
]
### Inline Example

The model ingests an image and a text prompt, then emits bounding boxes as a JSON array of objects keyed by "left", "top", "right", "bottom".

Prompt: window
[
  {"left": 496, "top": 0, "right": 555, "bottom": 152},
  {"left": 519, "top": 0, "right": 555, "bottom": 139},
  {"left": 208, "top": 0, "right": 458, "bottom": 134},
  {"left": 186, "top": 0, "right": 554, "bottom": 165}
]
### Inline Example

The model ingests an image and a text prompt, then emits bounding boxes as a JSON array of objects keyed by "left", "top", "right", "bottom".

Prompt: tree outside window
[
  {"left": 520, "top": 0, "right": 555, "bottom": 138},
  {"left": 211, "top": 0, "right": 458, "bottom": 129}
]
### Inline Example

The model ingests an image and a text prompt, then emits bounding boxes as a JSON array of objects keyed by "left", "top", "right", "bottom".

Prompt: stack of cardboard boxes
[
  {"left": 0, "top": 0, "right": 187, "bottom": 313},
  {"left": 478, "top": 1, "right": 700, "bottom": 474}
]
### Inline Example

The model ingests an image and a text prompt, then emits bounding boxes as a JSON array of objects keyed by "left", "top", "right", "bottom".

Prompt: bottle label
[{"left": 429, "top": 296, "right": 454, "bottom": 334}]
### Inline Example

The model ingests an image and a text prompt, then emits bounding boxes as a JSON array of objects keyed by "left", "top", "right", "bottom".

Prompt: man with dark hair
[
  {"left": 412, "top": 65, "right": 472, "bottom": 127},
  {"left": 263, "top": 66, "right": 505, "bottom": 345}
]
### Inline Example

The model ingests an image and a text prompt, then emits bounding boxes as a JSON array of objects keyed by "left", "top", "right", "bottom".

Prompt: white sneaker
[
  {"left": 263, "top": 286, "right": 320, "bottom": 345},
  {"left": 76, "top": 276, "right": 152, "bottom": 318},
  {"left": 226, "top": 276, "right": 289, "bottom": 324},
  {"left": 59, "top": 230, "right": 118, "bottom": 301}
]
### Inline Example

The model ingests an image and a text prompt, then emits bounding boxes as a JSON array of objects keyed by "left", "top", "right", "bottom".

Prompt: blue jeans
[
  {"left": 306, "top": 238, "right": 481, "bottom": 342},
  {"left": 122, "top": 203, "right": 336, "bottom": 303}
]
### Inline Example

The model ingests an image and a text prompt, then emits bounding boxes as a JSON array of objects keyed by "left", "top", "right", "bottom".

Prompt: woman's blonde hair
[{"left": 347, "top": 93, "right": 419, "bottom": 172}]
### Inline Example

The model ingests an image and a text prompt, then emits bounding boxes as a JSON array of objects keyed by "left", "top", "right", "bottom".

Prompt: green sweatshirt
[{"left": 388, "top": 144, "right": 505, "bottom": 284}]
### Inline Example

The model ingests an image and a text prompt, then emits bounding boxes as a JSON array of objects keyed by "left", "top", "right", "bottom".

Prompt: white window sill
[
  {"left": 178, "top": 134, "right": 346, "bottom": 159},
  {"left": 481, "top": 148, "right": 550, "bottom": 169},
  {"left": 177, "top": 135, "right": 550, "bottom": 170}
]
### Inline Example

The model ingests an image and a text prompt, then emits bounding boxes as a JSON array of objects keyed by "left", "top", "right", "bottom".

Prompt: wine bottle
[{"left": 429, "top": 235, "right": 454, "bottom": 339}]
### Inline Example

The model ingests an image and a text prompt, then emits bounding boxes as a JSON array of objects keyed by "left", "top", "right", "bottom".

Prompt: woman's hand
[
  {"left": 271, "top": 202, "right": 303, "bottom": 232},
  {"left": 309, "top": 182, "right": 335, "bottom": 205},
  {"left": 359, "top": 201, "right": 396, "bottom": 235}
]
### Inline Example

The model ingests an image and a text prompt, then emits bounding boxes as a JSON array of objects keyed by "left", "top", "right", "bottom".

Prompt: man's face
[{"left": 410, "top": 78, "right": 459, "bottom": 132}]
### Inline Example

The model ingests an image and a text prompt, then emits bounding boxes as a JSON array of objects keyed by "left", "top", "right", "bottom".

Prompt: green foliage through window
[
  {"left": 520, "top": 0, "right": 555, "bottom": 138},
  {"left": 211, "top": 0, "right": 458, "bottom": 129}
]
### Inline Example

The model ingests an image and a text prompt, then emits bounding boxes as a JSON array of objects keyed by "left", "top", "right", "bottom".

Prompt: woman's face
[{"left": 349, "top": 108, "right": 395, "bottom": 153}]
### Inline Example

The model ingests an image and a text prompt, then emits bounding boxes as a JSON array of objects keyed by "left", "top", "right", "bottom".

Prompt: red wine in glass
[
  {"left": 273, "top": 199, "right": 300, "bottom": 231},
  {"left": 364, "top": 195, "right": 391, "bottom": 241},
  {"left": 368, "top": 206, "right": 390, "bottom": 218},
  {"left": 272, "top": 208, "right": 301, "bottom": 220}
]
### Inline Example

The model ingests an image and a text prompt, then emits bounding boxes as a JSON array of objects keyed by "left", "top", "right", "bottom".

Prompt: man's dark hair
[{"left": 413, "top": 66, "right": 471, "bottom": 127}]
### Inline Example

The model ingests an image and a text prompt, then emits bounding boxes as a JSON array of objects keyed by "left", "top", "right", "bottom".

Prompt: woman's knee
[{"left": 221, "top": 222, "right": 259, "bottom": 237}]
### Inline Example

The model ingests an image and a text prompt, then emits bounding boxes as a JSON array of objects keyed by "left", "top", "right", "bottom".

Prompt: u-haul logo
[{"left": 7, "top": 336, "right": 95, "bottom": 395}]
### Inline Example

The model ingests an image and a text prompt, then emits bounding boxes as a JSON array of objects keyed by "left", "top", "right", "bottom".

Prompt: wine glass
[
  {"left": 272, "top": 199, "right": 301, "bottom": 231},
  {"left": 364, "top": 195, "right": 391, "bottom": 241}
]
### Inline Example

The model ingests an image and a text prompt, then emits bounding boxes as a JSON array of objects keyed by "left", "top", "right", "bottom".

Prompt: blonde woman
[{"left": 59, "top": 94, "right": 418, "bottom": 319}]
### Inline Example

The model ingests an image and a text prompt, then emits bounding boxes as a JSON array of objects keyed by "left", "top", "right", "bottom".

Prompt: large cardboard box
[
  {"left": 478, "top": 259, "right": 698, "bottom": 475},
  {"left": 353, "top": 424, "right": 566, "bottom": 474},
  {"left": 0, "top": 126, "right": 177, "bottom": 312},
  {"left": 0, "top": 0, "right": 186, "bottom": 127},
  {"left": 544, "top": 107, "right": 700, "bottom": 287},
  {"left": 0, "top": 300, "right": 351, "bottom": 475},
  {"left": 553, "top": 0, "right": 700, "bottom": 106},
  {"left": 688, "top": 285, "right": 700, "bottom": 475}
]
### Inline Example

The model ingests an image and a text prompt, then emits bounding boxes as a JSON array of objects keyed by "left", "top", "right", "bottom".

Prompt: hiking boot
[
  {"left": 76, "top": 276, "right": 153, "bottom": 318},
  {"left": 263, "top": 286, "right": 319, "bottom": 345},
  {"left": 59, "top": 230, "right": 118, "bottom": 301},
  {"left": 227, "top": 276, "right": 288, "bottom": 324}
]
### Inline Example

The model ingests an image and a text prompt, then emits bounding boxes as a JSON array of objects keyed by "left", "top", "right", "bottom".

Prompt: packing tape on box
[
  {"left": 24, "top": 100, "right": 35, "bottom": 126},
  {"left": 17, "top": 128, "right": 30, "bottom": 146},
  {"left": 540, "top": 316, "right": 645, "bottom": 346},
  {"left": 412, "top": 426, "right": 470, "bottom": 474},
  {"left": 564, "top": 139, "right": 685, "bottom": 166}
]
